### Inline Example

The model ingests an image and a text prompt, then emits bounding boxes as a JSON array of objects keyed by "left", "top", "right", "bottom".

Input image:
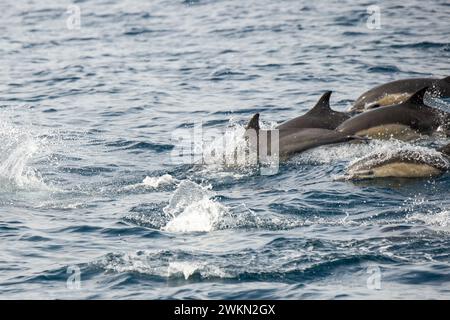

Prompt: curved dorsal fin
[
  {"left": 405, "top": 86, "right": 428, "bottom": 106},
  {"left": 306, "top": 91, "right": 333, "bottom": 115},
  {"left": 246, "top": 113, "right": 260, "bottom": 131}
]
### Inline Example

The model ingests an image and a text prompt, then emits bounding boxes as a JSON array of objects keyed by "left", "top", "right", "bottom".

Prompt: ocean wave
[
  {"left": 390, "top": 41, "right": 450, "bottom": 50},
  {"left": 93, "top": 244, "right": 398, "bottom": 282},
  {"left": 105, "top": 139, "right": 174, "bottom": 153}
]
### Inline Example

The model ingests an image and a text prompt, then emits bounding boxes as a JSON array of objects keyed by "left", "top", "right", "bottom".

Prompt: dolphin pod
[
  {"left": 245, "top": 113, "right": 359, "bottom": 159},
  {"left": 242, "top": 78, "right": 450, "bottom": 179},
  {"left": 245, "top": 92, "right": 361, "bottom": 159}
]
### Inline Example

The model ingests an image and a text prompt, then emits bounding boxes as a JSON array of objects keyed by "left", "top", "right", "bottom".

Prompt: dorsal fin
[
  {"left": 405, "top": 86, "right": 428, "bottom": 106},
  {"left": 246, "top": 113, "right": 260, "bottom": 131},
  {"left": 306, "top": 91, "right": 333, "bottom": 115}
]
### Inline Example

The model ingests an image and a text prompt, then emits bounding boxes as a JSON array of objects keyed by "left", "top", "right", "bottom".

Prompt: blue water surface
[{"left": 1, "top": 0, "right": 450, "bottom": 299}]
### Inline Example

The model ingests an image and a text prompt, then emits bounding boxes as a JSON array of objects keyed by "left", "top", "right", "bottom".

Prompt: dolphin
[
  {"left": 245, "top": 113, "right": 361, "bottom": 159},
  {"left": 277, "top": 91, "right": 350, "bottom": 130},
  {"left": 277, "top": 127, "right": 360, "bottom": 158},
  {"left": 344, "top": 143, "right": 450, "bottom": 180},
  {"left": 350, "top": 76, "right": 450, "bottom": 113},
  {"left": 336, "top": 87, "right": 450, "bottom": 141}
]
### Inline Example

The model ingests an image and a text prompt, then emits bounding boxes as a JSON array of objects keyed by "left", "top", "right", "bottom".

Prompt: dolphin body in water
[
  {"left": 245, "top": 92, "right": 360, "bottom": 159},
  {"left": 345, "top": 143, "right": 450, "bottom": 180},
  {"left": 350, "top": 76, "right": 450, "bottom": 113},
  {"left": 246, "top": 114, "right": 359, "bottom": 159},
  {"left": 336, "top": 87, "right": 450, "bottom": 141}
]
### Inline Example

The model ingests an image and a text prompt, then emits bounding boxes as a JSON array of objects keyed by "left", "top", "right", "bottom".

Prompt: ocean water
[{"left": 1, "top": 0, "right": 450, "bottom": 299}]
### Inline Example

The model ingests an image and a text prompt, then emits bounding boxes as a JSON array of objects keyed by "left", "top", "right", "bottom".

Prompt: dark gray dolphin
[
  {"left": 345, "top": 143, "right": 450, "bottom": 180},
  {"left": 245, "top": 113, "right": 360, "bottom": 159},
  {"left": 277, "top": 127, "right": 359, "bottom": 158},
  {"left": 278, "top": 91, "right": 350, "bottom": 130},
  {"left": 337, "top": 87, "right": 450, "bottom": 141},
  {"left": 350, "top": 76, "right": 450, "bottom": 113}
]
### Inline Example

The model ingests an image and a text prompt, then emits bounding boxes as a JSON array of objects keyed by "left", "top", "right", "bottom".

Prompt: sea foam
[
  {"left": 0, "top": 116, "right": 48, "bottom": 190},
  {"left": 162, "top": 180, "right": 228, "bottom": 232}
]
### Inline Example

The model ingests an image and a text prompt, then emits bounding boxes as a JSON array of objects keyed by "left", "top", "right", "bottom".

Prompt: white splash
[
  {"left": 167, "top": 261, "right": 204, "bottom": 280},
  {"left": 167, "top": 261, "right": 229, "bottom": 280},
  {"left": 164, "top": 197, "right": 227, "bottom": 232},
  {"left": 123, "top": 174, "right": 178, "bottom": 191},
  {"left": 201, "top": 118, "right": 277, "bottom": 169},
  {"left": 96, "top": 251, "right": 229, "bottom": 279},
  {"left": 201, "top": 123, "right": 249, "bottom": 168},
  {"left": 347, "top": 142, "right": 445, "bottom": 168},
  {"left": 162, "top": 180, "right": 228, "bottom": 232},
  {"left": 407, "top": 210, "right": 450, "bottom": 228},
  {"left": 294, "top": 139, "right": 407, "bottom": 165},
  {"left": 143, "top": 174, "right": 177, "bottom": 188},
  {"left": 0, "top": 117, "right": 48, "bottom": 190}
]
